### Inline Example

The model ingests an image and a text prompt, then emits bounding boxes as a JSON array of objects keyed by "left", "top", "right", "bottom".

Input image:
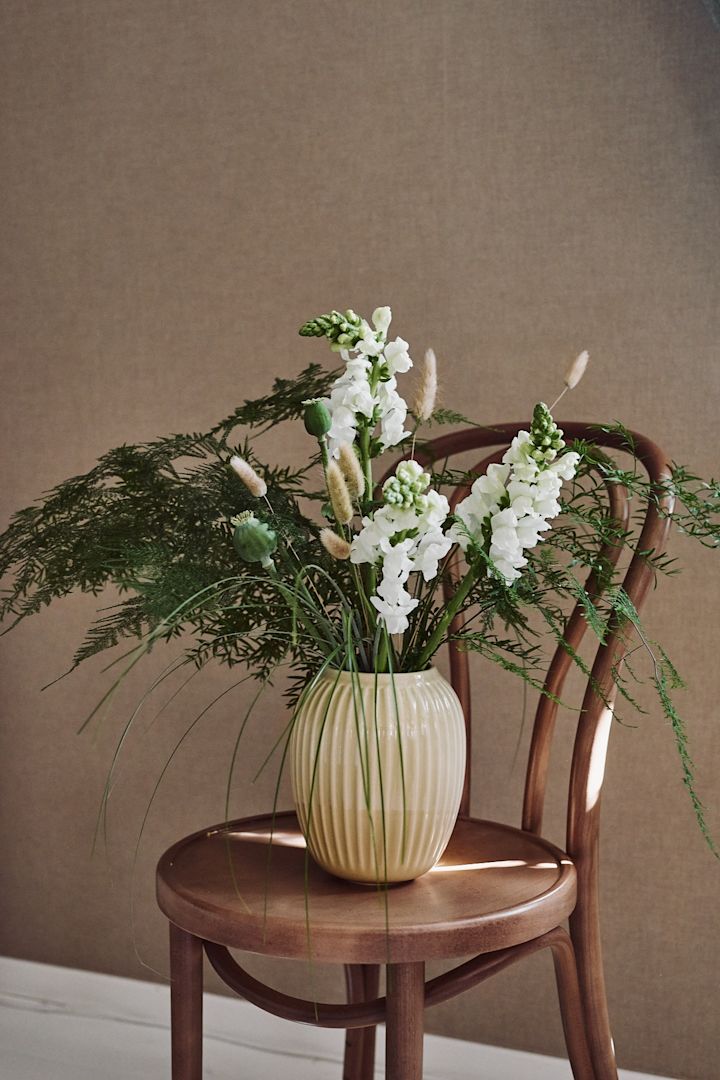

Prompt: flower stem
[{"left": 414, "top": 561, "right": 477, "bottom": 670}]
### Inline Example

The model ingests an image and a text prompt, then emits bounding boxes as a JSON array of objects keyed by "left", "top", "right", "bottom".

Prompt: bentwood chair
[{"left": 156, "top": 423, "right": 673, "bottom": 1080}]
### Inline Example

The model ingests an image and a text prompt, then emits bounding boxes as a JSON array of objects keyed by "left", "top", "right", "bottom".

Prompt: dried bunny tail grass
[
  {"left": 413, "top": 347, "right": 438, "bottom": 421},
  {"left": 319, "top": 528, "right": 352, "bottom": 560},
  {"left": 229, "top": 455, "right": 267, "bottom": 498},
  {"left": 326, "top": 461, "right": 354, "bottom": 525},
  {"left": 565, "top": 350, "right": 589, "bottom": 389},
  {"left": 337, "top": 442, "right": 365, "bottom": 498}
]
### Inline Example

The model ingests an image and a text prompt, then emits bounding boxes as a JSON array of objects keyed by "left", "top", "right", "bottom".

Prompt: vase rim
[{"left": 311, "top": 666, "right": 441, "bottom": 686}]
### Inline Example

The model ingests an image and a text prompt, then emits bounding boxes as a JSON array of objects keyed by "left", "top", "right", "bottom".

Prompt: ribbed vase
[{"left": 290, "top": 668, "right": 466, "bottom": 883}]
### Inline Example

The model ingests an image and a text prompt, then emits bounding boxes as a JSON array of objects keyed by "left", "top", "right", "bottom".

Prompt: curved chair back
[{"left": 410, "top": 423, "right": 673, "bottom": 864}]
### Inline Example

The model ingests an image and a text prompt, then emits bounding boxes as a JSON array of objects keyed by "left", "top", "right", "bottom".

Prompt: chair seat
[{"left": 157, "top": 811, "right": 576, "bottom": 964}]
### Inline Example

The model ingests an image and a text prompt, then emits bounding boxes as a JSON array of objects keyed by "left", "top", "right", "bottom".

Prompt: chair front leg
[
  {"left": 385, "top": 962, "right": 424, "bottom": 1080},
  {"left": 169, "top": 923, "right": 203, "bottom": 1080},
  {"left": 344, "top": 964, "right": 381, "bottom": 1080}
]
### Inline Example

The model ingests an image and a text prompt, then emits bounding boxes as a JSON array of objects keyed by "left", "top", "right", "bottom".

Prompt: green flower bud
[
  {"left": 530, "top": 403, "right": 565, "bottom": 467},
  {"left": 231, "top": 511, "right": 277, "bottom": 569},
  {"left": 298, "top": 309, "right": 363, "bottom": 348},
  {"left": 302, "top": 398, "right": 332, "bottom": 439}
]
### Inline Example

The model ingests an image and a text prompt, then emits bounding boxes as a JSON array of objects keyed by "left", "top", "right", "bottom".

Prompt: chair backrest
[{"left": 410, "top": 422, "right": 673, "bottom": 864}]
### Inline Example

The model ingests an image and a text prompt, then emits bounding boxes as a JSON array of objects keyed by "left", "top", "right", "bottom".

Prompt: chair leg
[
  {"left": 569, "top": 890, "right": 619, "bottom": 1080},
  {"left": 385, "top": 962, "right": 424, "bottom": 1080},
  {"left": 549, "top": 931, "right": 596, "bottom": 1080},
  {"left": 344, "top": 965, "right": 381, "bottom": 1080},
  {"left": 169, "top": 923, "right": 203, "bottom": 1080}
]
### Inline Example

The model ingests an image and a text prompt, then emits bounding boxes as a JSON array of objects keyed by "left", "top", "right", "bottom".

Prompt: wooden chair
[{"left": 156, "top": 422, "right": 672, "bottom": 1079}]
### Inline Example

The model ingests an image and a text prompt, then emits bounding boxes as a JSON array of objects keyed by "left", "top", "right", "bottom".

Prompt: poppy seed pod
[
  {"left": 303, "top": 398, "right": 332, "bottom": 439},
  {"left": 231, "top": 511, "right": 277, "bottom": 569}
]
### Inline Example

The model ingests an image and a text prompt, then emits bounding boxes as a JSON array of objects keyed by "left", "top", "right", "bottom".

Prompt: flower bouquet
[{"left": 1, "top": 305, "right": 718, "bottom": 881}]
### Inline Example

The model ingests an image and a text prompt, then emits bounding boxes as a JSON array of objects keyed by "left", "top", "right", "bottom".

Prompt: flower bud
[
  {"left": 371, "top": 306, "right": 392, "bottom": 336},
  {"left": 231, "top": 511, "right": 277, "bottom": 568},
  {"left": 302, "top": 398, "right": 332, "bottom": 439}
]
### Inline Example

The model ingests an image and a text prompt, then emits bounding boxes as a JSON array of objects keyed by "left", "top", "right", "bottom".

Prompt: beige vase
[{"left": 290, "top": 667, "right": 466, "bottom": 883}]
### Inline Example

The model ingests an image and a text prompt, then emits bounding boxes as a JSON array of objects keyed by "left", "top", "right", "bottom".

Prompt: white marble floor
[{"left": 0, "top": 957, "right": 674, "bottom": 1080}]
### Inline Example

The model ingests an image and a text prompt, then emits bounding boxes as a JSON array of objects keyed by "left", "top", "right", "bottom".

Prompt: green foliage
[{"left": 0, "top": 364, "right": 338, "bottom": 689}]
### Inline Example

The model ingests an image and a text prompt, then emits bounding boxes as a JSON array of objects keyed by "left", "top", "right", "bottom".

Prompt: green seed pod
[
  {"left": 231, "top": 511, "right": 277, "bottom": 569},
  {"left": 302, "top": 398, "right": 332, "bottom": 439}
]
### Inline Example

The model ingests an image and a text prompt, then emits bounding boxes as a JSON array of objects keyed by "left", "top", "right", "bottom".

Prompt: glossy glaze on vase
[{"left": 290, "top": 668, "right": 466, "bottom": 883}]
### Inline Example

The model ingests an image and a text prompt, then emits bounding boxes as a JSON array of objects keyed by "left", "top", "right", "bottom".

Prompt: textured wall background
[{"left": 1, "top": 2, "right": 718, "bottom": 1076}]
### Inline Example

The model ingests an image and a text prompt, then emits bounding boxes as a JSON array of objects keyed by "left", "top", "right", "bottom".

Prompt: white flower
[
  {"left": 351, "top": 464, "right": 452, "bottom": 633},
  {"left": 357, "top": 332, "right": 384, "bottom": 357},
  {"left": 490, "top": 558, "right": 524, "bottom": 584},
  {"left": 384, "top": 336, "right": 413, "bottom": 375},
  {"left": 326, "top": 403, "right": 358, "bottom": 449},
  {"left": 421, "top": 488, "right": 450, "bottom": 527},
  {"left": 372, "top": 306, "right": 392, "bottom": 337},
  {"left": 320, "top": 311, "right": 414, "bottom": 456},
  {"left": 449, "top": 463, "right": 510, "bottom": 551},
  {"left": 451, "top": 425, "right": 580, "bottom": 585},
  {"left": 370, "top": 540, "right": 419, "bottom": 633},
  {"left": 413, "top": 526, "right": 453, "bottom": 581},
  {"left": 502, "top": 430, "right": 540, "bottom": 483},
  {"left": 377, "top": 380, "right": 411, "bottom": 450},
  {"left": 371, "top": 592, "right": 419, "bottom": 635},
  {"left": 549, "top": 450, "right": 580, "bottom": 481}
]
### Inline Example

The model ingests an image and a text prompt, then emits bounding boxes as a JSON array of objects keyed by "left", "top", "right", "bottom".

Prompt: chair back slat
[{"left": 522, "top": 477, "right": 631, "bottom": 835}]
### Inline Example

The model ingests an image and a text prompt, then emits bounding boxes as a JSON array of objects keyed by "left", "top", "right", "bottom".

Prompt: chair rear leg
[
  {"left": 549, "top": 930, "right": 596, "bottom": 1080},
  {"left": 169, "top": 923, "right": 203, "bottom": 1080},
  {"left": 569, "top": 894, "right": 619, "bottom": 1080},
  {"left": 343, "top": 964, "right": 380, "bottom": 1080}
]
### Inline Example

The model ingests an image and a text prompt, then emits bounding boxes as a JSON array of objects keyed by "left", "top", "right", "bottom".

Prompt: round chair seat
[{"left": 157, "top": 811, "right": 577, "bottom": 965}]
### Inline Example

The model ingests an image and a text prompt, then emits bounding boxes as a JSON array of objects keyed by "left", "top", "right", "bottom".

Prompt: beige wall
[{"left": 1, "top": 2, "right": 719, "bottom": 1076}]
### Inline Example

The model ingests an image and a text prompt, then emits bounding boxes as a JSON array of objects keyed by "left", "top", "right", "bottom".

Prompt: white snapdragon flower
[
  {"left": 319, "top": 307, "right": 414, "bottom": 456},
  {"left": 384, "top": 337, "right": 413, "bottom": 375},
  {"left": 502, "top": 429, "right": 541, "bottom": 482},
  {"left": 322, "top": 354, "right": 375, "bottom": 451},
  {"left": 372, "top": 306, "right": 392, "bottom": 336},
  {"left": 351, "top": 464, "right": 452, "bottom": 633},
  {"left": 370, "top": 541, "right": 419, "bottom": 634},
  {"left": 357, "top": 331, "right": 384, "bottom": 357},
  {"left": 450, "top": 409, "right": 580, "bottom": 585},
  {"left": 449, "top": 463, "right": 510, "bottom": 552},
  {"left": 377, "top": 379, "right": 411, "bottom": 450},
  {"left": 413, "top": 525, "right": 453, "bottom": 581}
]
